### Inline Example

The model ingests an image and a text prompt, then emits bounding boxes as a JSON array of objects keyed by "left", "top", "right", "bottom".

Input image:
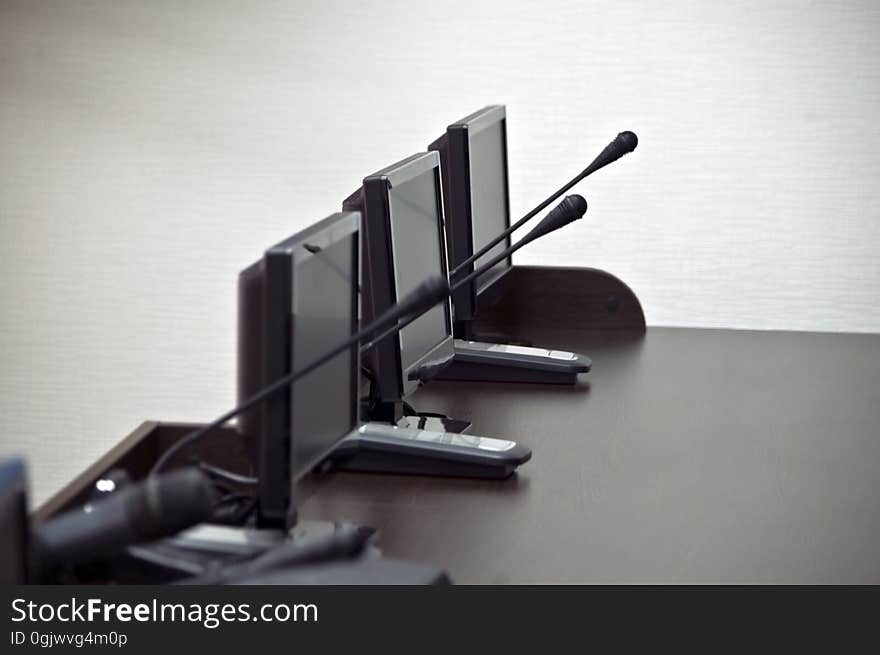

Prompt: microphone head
[
  {"left": 617, "top": 130, "right": 638, "bottom": 153},
  {"left": 581, "top": 130, "right": 639, "bottom": 178},
  {"left": 522, "top": 194, "right": 588, "bottom": 243},
  {"left": 132, "top": 467, "right": 217, "bottom": 539},
  {"left": 34, "top": 467, "right": 217, "bottom": 572},
  {"left": 565, "top": 193, "right": 589, "bottom": 219}
]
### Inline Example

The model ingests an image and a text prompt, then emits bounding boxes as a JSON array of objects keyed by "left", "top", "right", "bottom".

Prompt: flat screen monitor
[
  {"left": 237, "top": 212, "right": 360, "bottom": 528},
  {"left": 429, "top": 105, "right": 513, "bottom": 323},
  {"left": 344, "top": 152, "right": 455, "bottom": 404}
]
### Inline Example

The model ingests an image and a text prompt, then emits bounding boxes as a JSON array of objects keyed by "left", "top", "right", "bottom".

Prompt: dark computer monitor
[
  {"left": 343, "top": 152, "right": 455, "bottom": 406},
  {"left": 429, "top": 105, "right": 513, "bottom": 325},
  {"left": 0, "top": 458, "right": 29, "bottom": 583},
  {"left": 237, "top": 212, "right": 360, "bottom": 528}
]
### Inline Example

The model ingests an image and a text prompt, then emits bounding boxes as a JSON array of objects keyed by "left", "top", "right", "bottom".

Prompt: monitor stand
[
  {"left": 456, "top": 326, "right": 533, "bottom": 348},
  {"left": 428, "top": 338, "right": 592, "bottom": 385},
  {"left": 321, "top": 400, "right": 531, "bottom": 479}
]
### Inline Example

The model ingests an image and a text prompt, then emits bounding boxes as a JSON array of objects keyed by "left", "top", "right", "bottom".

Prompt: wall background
[{"left": 2, "top": 0, "right": 879, "bottom": 503}]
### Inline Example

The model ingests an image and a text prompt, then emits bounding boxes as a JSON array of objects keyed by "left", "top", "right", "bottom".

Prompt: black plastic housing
[
  {"left": 343, "top": 152, "right": 455, "bottom": 406},
  {"left": 0, "top": 458, "right": 28, "bottom": 583},
  {"left": 237, "top": 212, "right": 360, "bottom": 528},
  {"left": 429, "top": 105, "right": 513, "bottom": 328}
]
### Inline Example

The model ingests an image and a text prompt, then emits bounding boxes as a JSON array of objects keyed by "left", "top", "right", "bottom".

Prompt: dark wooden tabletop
[{"left": 299, "top": 326, "right": 880, "bottom": 583}]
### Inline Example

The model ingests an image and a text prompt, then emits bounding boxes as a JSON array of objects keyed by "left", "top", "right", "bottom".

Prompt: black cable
[
  {"left": 359, "top": 365, "right": 381, "bottom": 416},
  {"left": 197, "top": 461, "right": 258, "bottom": 486},
  {"left": 214, "top": 491, "right": 253, "bottom": 507},
  {"left": 411, "top": 411, "right": 448, "bottom": 419},
  {"left": 211, "top": 493, "right": 257, "bottom": 525}
]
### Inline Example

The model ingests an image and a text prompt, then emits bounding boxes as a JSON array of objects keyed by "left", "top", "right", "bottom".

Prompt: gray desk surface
[{"left": 299, "top": 327, "right": 880, "bottom": 583}]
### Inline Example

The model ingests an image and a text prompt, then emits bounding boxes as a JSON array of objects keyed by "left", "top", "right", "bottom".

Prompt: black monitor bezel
[
  {"left": 430, "top": 104, "right": 513, "bottom": 323},
  {"left": 238, "top": 211, "right": 360, "bottom": 529},
  {"left": 0, "top": 458, "right": 28, "bottom": 584},
  {"left": 359, "top": 152, "right": 455, "bottom": 402}
]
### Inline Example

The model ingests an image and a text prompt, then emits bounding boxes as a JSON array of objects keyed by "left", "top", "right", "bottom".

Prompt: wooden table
[
  {"left": 299, "top": 325, "right": 880, "bottom": 583},
  {"left": 38, "top": 266, "right": 880, "bottom": 583}
]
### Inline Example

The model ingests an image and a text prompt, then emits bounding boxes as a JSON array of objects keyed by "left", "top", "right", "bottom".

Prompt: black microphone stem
[
  {"left": 449, "top": 172, "right": 583, "bottom": 279},
  {"left": 151, "top": 325, "right": 368, "bottom": 475},
  {"left": 449, "top": 131, "right": 637, "bottom": 279},
  {"left": 361, "top": 233, "right": 537, "bottom": 353},
  {"left": 150, "top": 278, "right": 447, "bottom": 476}
]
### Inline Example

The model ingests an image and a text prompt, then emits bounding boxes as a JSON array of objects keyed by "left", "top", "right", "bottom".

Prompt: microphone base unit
[
  {"left": 59, "top": 517, "right": 447, "bottom": 585},
  {"left": 233, "top": 555, "right": 451, "bottom": 585},
  {"left": 429, "top": 339, "right": 591, "bottom": 385},
  {"left": 321, "top": 423, "right": 531, "bottom": 479},
  {"left": 125, "top": 520, "right": 366, "bottom": 576},
  {"left": 173, "top": 522, "right": 450, "bottom": 585},
  {"left": 127, "top": 523, "right": 287, "bottom": 576}
]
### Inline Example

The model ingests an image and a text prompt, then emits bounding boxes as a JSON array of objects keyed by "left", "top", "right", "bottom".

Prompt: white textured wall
[{"left": 2, "top": 0, "right": 879, "bottom": 503}]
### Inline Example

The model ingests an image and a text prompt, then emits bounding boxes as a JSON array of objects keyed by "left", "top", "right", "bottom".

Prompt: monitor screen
[
  {"left": 388, "top": 170, "right": 450, "bottom": 371},
  {"left": 467, "top": 117, "right": 511, "bottom": 293},
  {"left": 289, "top": 232, "right": 359, "bottom": 479}
]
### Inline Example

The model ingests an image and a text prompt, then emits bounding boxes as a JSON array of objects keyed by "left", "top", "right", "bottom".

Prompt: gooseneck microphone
[
  {"left": 362, "top": 194, "right": 588, "bottom": 353},
  {"left": 153, "top": 193, "right": 587, "bottom": 474},
  {"left": 150, "top": 274, "right": 452, "bottom": 475},
  {"left": 449, "top": 130, "right": 637, "bottom": 279},
  {"left": 582, "top": 130, "right": 639, "bottom": 178},
  {"left": 456, "top": 194, "right": 586, "bottom": 292},
  {"left": 33, "top": 468, "right": 216, "bottom": 572},
  {"left": 510, "top": 194, "right": 587, "bottom": 247}
]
